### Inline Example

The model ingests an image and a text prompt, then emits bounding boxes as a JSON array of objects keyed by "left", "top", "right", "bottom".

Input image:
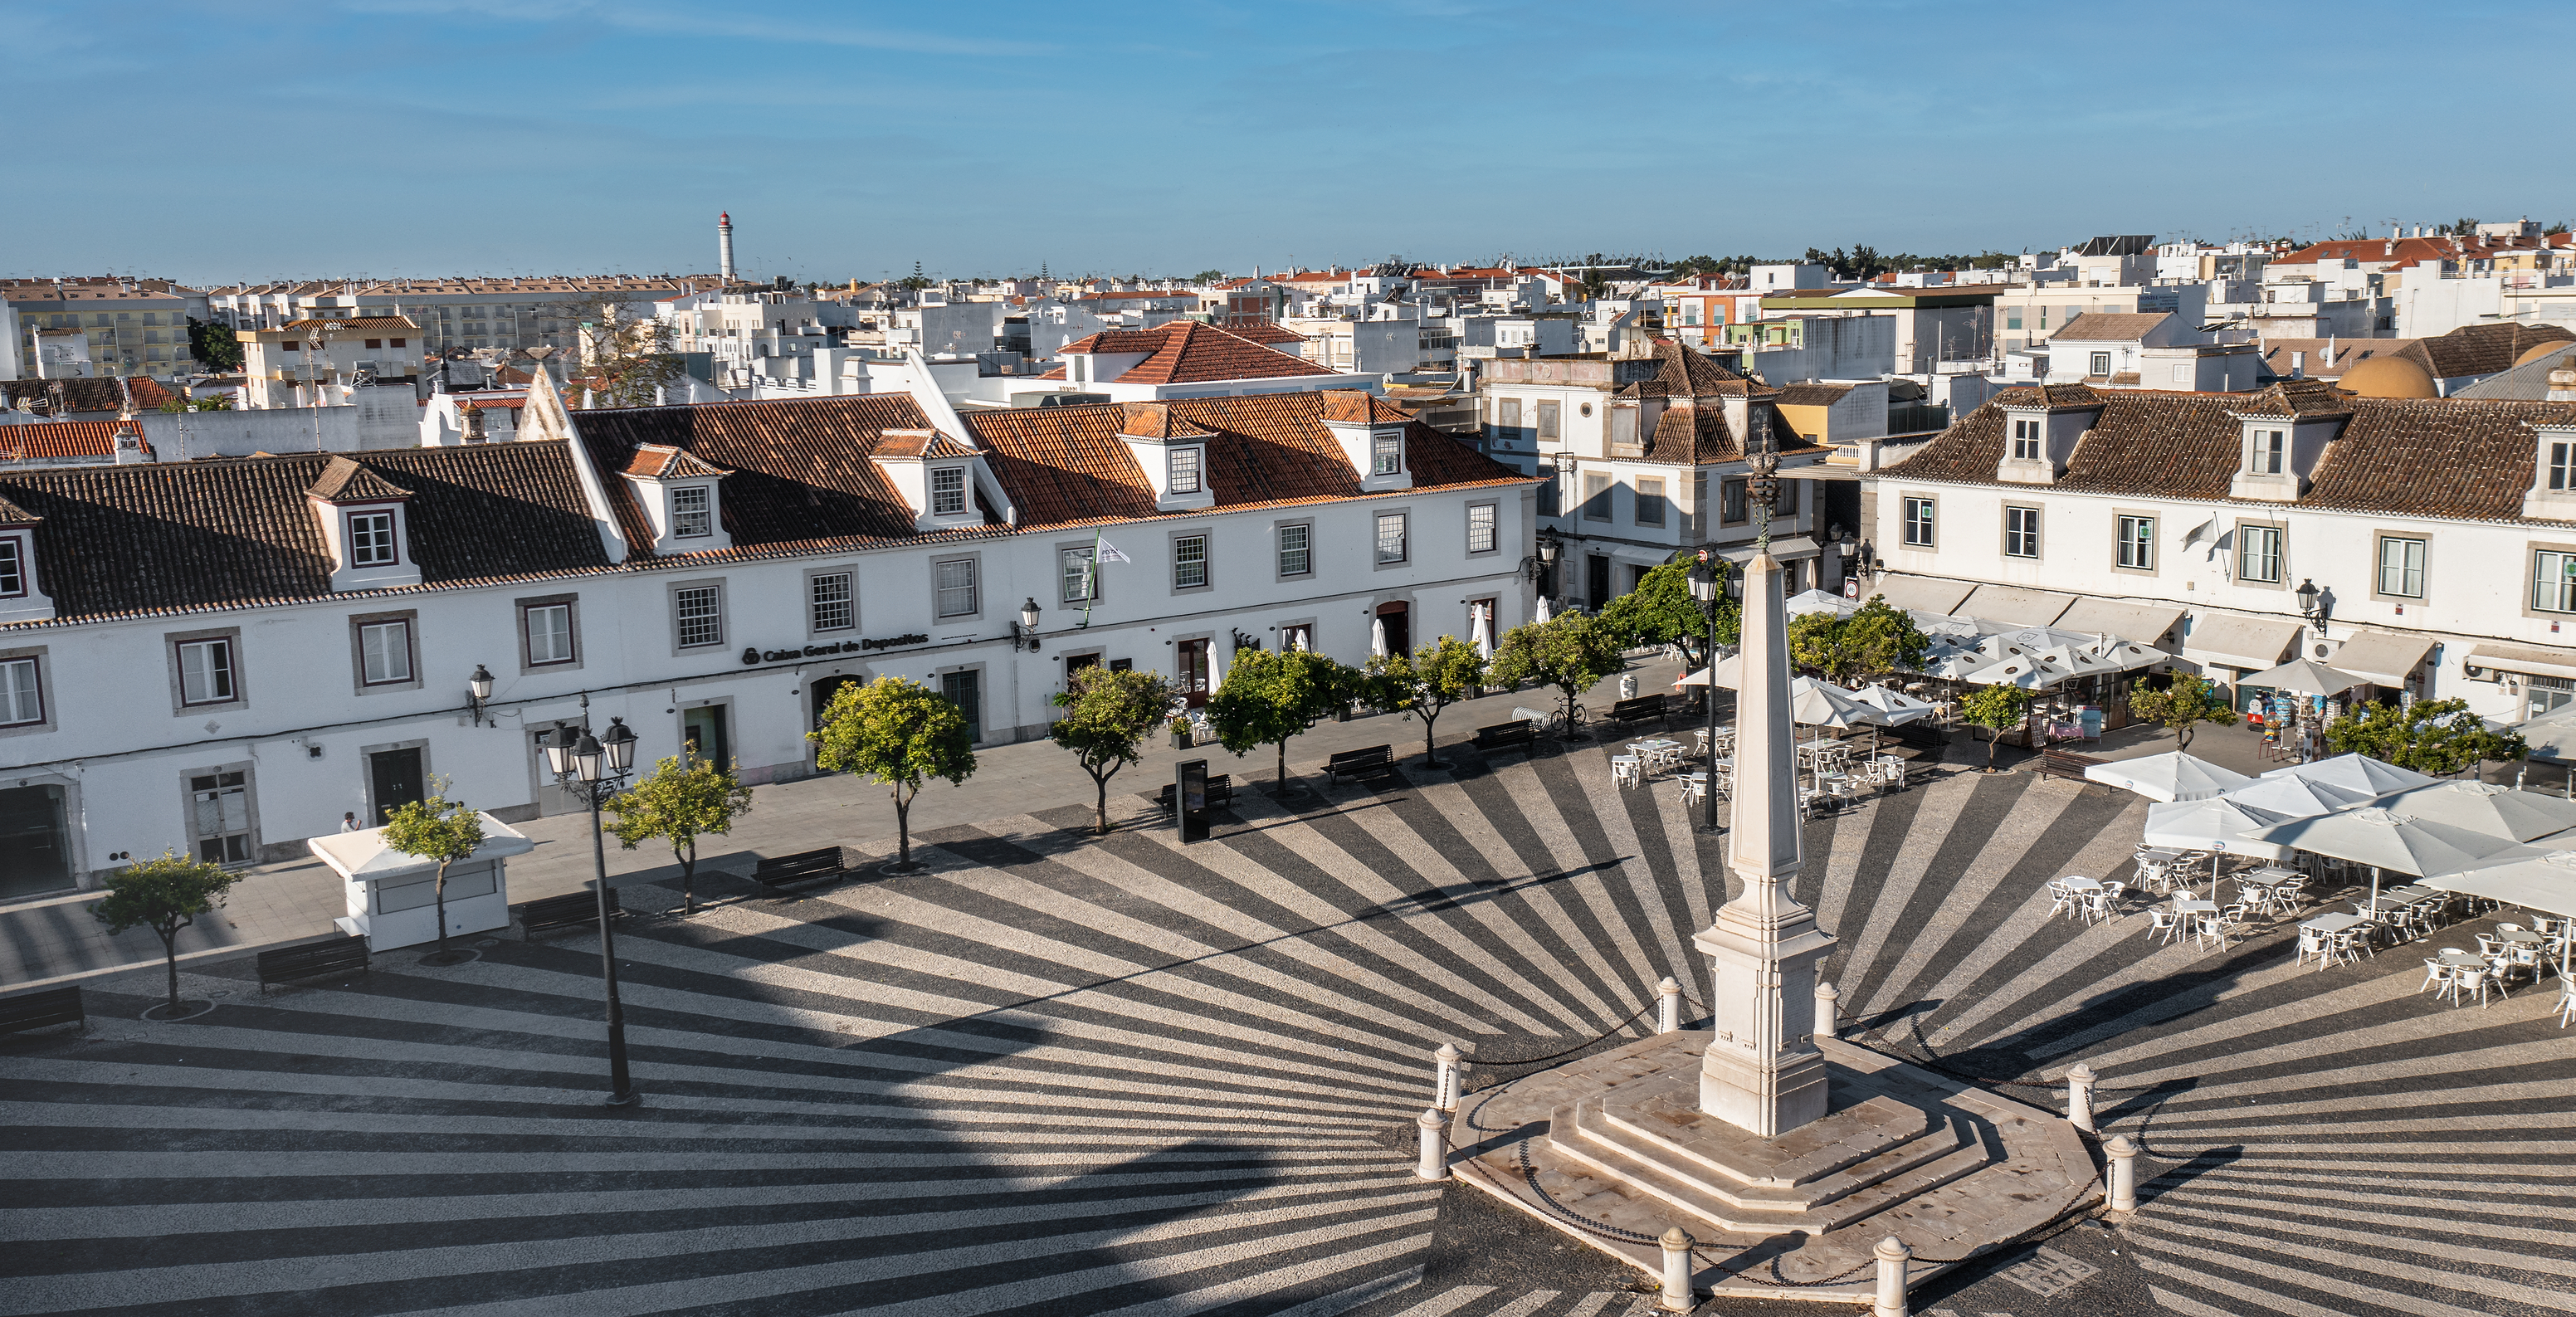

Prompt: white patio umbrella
[
  {"left": 1788, "top": 677, "right": 1888, "bottom": 788},
  {"left": 2085, "top": 633, "right": 2170, "bottom": 671},
  {"left": 1786, "top": 588, "right": 1856, "bottom": 618},
  {"left": 2369, "top": 780, "right": 2576, "bottom": 843},
  {"left": 1920, "top": 641, "right": 1988, "bottom": 680},
  {"left": 1959, "top": 652, "right": 2070, "bottom": 689},
  {"left": 1675, "top": 653, "right": 1747, "bottom": 689},
  {"left": 1370, "top": 617, "right": 1388, "bottom": 659},
  {"left": 1472, "top": 602, "right": 1493, "bottom": 660},
  {"left": 1850, "top": 684, "right": 1934, "bottom": 725},
  {"left": 2221, "top": 773, "right": 2374, "bottom": 818},
  {"left": 2144, "top": 797, "right": 2294, "bottom": 894},
  {"left": 2419, "top": 848, "right": 2576, "bottom": 978},
  {"left": 2239, "top": 658, "right": 2369, "bottom": 697},
  {"left": 1534, "top": 596, "right": 1554, "bottom": 624},
  {"left": 2261, "top": 753, "right": 2437, "bottom": 796},
  {"left": 2083, "top": 750, "right": 2253, "bottom": 802},
  {"left": 2250, "top": 805, "right": 2523, "bottom": 911}
]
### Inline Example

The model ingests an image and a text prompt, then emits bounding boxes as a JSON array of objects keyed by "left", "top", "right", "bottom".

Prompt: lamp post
[
  {"left": 1012, "top": 597, "right": 1043, "bottom": 651},
  {"left": 2294, "top": 578, "right": 2325, "bottom": 634},
  {"left": 1688, "top": 548, "right": 1725, "bottom": 833},
  {"left": 467, "top": 664, "right": 495, "bottom": 726},
  {"left": 544, "top": 698, "right": 640, "bottom": 1107},
  {"left": 1517, "top": 535, "right": 1563, "bottom": 599}
]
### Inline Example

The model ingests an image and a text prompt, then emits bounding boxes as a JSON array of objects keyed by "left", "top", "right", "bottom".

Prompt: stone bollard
[
  {"left": 1659, "top": 1227, "right": 1694, "bottom": 1313},
  {"left": 1814, "top": 980, "right": 1841, "bottom": 1040},
  {"left": 2105, "top": 1134, "right": 2139, "bottom": 1212},
  {"left": 1416, "top": 1108, "right": 1449, "bottom": 1181},
  {"left": 2066, "top": 1062, "right": 2097, "bottom": 1134},
  {"left": 1658, "top": 977, "right": 1683, "bottom": 1034},
  {"left": 1873, "top": 1235, "right": 1911, "bottom": 1317},
  {"left": 1433, "top": 1043, "right": 1462, "bottom": 1111}
]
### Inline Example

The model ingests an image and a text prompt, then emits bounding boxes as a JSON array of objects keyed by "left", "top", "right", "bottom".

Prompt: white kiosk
[{"left": 306, "top": 815, "right": 535, "bottom": 952}]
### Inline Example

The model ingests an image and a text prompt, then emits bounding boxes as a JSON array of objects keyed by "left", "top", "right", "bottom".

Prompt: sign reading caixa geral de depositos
[{"left": 742, "top": 633, "right": 929, "bottom": 665}]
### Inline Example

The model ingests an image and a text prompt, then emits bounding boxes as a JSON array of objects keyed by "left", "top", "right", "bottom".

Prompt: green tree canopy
[
  {"left": 811, "top": 676, "right": 977, "bottom": 868},
  {"left": 1207, "top": 646, "right": 1357, "bottom": 793},
  {"left": 187, "top": 318, "right": 242, "bottom": 372},
  {"left": 2324, "top": 697, "right": 2528, "bottom": 777},
  {"left": 91, "top": 852, "right": 244, "bottom": 1013},
  {"left": 1958, "top": 685, "right": 2030, "bottom": 770},
  {"left": 1489, "top": 612, "right": 1626, "bottom": 737},
  {"left": 1786, "top": 594, "right": 1931, "bottom": 684},
  {"left": 2128, "top": 674, "right": 2237, "bottom": 751},
  {"left": 1364, "top": 634, "right": 1488, "bottom": 768},
  {"left": 382, "top": 790, "right": 486, "bottom": 962},
  {"left": 607, "top": 754, "right": 754, "bottom": 915},
  {"left": 1596, "top": 552, "right": 1739, "bottom": 671},
  {"left": 1051, "top": 666, "right": 1180, "bottom": 833}
]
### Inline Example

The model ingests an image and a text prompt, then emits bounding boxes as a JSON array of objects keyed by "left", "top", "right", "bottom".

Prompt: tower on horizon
[{"left": 718, "top": 212, "right": 736, "bottom": 284}]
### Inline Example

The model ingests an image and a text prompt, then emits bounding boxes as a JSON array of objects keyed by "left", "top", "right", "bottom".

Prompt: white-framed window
[
  {"left": 2250, "top": 429, "right": 2285, "bottom": 475},
  {"left": 524, "top": 602, "right": 574, "bottom": 664},
  {"left": 2117, "top": 515, "right": 2156, "bottom": 570},
  {"left": 0, "top": 538, "right": 21, "bottom": 596},
  {"left": 1376, "top": 512, "right": 1408, "bottom": 563},
  {"left": 2090, "top": 351, "right": 2112, "bottom": 375},
  {"left": 1168, "top": 446, "right": 1203, "bottom": 495},
  {"left": 2551, "top": 441, "right": 2575, "bottom": 492},
  {"left": 675, "top": 583, "right": 724, "bottom": 647},
  {"left": 2004, "top": 505, "right": 2040, "bottom": 558},
  {"left": 930, "top": 466, "right": 967, "bottom": 516},
  {"left": 1277, "top": 524, "right": 1312, "bottom": 577},
  {"left": 0, "top": 656, "right": 40, "bottom": 726},
  {"left": 1061, "top": 547, "right": 1098, "bottom": 603},
  {"left": 348, "top": 510, "right": 398, "bottom": 566},
  {"left": 1371, "top": 432, "right": 1402, "bottom": 476},
  {"left": 1467, "top": 502, "right": 1498, "bottom": 554},
  {"left": 358, "top": 619, "right": 412, "bottom": 685},
  {"left": 178, "top": 638, "right": 235, "bottom": 705},
  {"left": 2239, "top": 524, "right": 2283, "bottom": 583},
  {"left": 2172, "top": 363, "right": 2191, "bottom": 383},
  {"left": 671, "top": 485, "right": 712, "bottom": 538},
  {"left": 1900, "top": 496, "right": 1935, "bottom": 547},
  {"left": 810, "top": 572, "right": 854, "bottom": 632},
  {"left": 2535, "top": 549, "right": 2576, "bottom": 614},
  {"left": 2378, "top": 536, "right": 2426, "bottom": 599},
  {"left": 2010, "top": 418, "right": 2041, "bottom": 461},
  {"left": 1635, "top": 476, "right": 1666, "bottom": 527},
  {"left": 1173, "top": 534, "right": 1208, "bottom": 589},
  {"left": 935, "top": 557, "right": 978, "bottom": 617}
]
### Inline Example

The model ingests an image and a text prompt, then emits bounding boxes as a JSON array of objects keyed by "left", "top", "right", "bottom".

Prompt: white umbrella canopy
[
  {"left": 2369, "top": 780, "right": 2576, "bottom": 843},
  {"left": 1920, "top": 641, "right": 1988, "bottom": 680},
  {"left": 1959, "top": 652, "right": 2071, "bottom": 689},
  {"left": 1472, "top": 602, "right": 1493, "bottom": 660},
  {"left": 1534, "top": 597, "right": 1554, "bottom": 625},
  {"left": 1790, "top": 676, "right": 1887, "bottom": 729},
  {"left": 2084, "top": 750, "right": 2254, "bottom": 802},
  {"left": 2222, "top": 773, "right": 2375, "bottom": 818},
  {"left": 2422, "top": 848, "right": 2576, "bottom": 978},
  {"left": 2032, "top": 644, "right": 2118, "bottom": 680},
  {"left": 1675, "top": 653, "right": 1746, "bottom": 689},
  {"left": 2084, "top": 633, "right": 2170, "bottom": 671},
  {"left": 2249, "top": 806, "right": 2521, "bottom": 877},
  {"left": 2238, "top": 658, "right": 2369, "bottom": 696},
  {"left": 1786, "top": 588, "right": 1856, "bottom": 618},
  {"left": 2143, "top": 798, "right": 2295, "bottom": 861},
  {"left": 1849, "top": 684, "right": 1934, "bottom": 725},
  {"left": 2261, "top": 753, "right": 2437, "bottom": 796},
  {"left": 1370, "top": 617, "right": 1388, "bottom": 659}
]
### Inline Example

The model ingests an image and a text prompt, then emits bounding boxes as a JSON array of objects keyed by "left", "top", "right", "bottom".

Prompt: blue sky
[{"left": 7, "top": 0, "right": 2568, "bottom": 285}]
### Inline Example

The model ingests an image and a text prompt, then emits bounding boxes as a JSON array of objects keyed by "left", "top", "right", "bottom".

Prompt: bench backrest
[
  {"left": 1329, "top": 745, "right": 1393, "bottom": 765},
  {"left": 262, "top": 938, "right": 366, "bottom": 965},
  {"left": 1477, "top": 720, "right": 1533, "bottom": 738},
  {"left": 0, "top": 986, "right": 82, "bottom": 1028},
  {"left": 758, "top": 848, "right": 846, "bottom": 873},
  {"left": 1611, "top": 695, "right": 1665, "bottom": 716}
]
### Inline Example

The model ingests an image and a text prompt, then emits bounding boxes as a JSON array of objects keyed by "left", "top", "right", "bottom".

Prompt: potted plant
[{"left": 1169, "top": 715, "right": 1193, "bottom": 749}]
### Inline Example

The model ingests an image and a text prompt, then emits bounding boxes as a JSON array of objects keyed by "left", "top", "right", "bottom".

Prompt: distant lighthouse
[{"left": 718, "top": 211, "right": 736, "bottom": 283}]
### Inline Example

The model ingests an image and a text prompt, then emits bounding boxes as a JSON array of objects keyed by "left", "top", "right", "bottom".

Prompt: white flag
[{"left": 1094, "top": 539, "right": 1132, "bottom": 563}]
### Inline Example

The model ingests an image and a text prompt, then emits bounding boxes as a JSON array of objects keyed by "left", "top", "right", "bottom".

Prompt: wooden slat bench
[
  {"left": 1322, "top": 744, "right": 1400, "bottom": 787},
  {"left": 1606, "top": 694, "right": 1671, "bottom": 734},
  {"left": 1470, "top": 719, "right": 1537, "bottom": 758},
  {"left": 0, "top": 986, "right": 84, "bottom": 1038},
  {"left": 1155, "top": 774, "right": 1234, "bottom": 811},
  {"left": 753, "top": 847, "right": 857, "bottom": 892},
  {"left": 522, "top": 887, "right": 619, "bottom": 939},
  {"left": 2040, "top": 747, "right": 2108, "bottom": 786},
  {"left": 256, "top": 935, "right": 370, "bottom": 991}
]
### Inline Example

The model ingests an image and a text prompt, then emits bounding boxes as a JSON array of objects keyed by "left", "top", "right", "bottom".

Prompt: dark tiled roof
[
  {"left": 2228, "top": 378, "right": 2352, "bottom": 418},
  {"left": 2418, "top": 322, "right": 2576, "bottom": 380},
  {"left": 2257, "top": 339, "right": 2422, "bottom": 381},
  {"left": 308, "top": 456, "right": 414, "bottom": 503},
  {"left": 1773, "top": 383, "right": 1855, "bottom": 407},
  {"left": 0, "top": 443, "right": 606, "bottom": 622},
  {"left": 571, "top": 393, "right": 941, "bottom": 555},
  {"left": 0, "top": 493, "right": 37, "bottom": 524},
  {"left": 1993, "top": 383, "right": 2108, "bottom": 410}
]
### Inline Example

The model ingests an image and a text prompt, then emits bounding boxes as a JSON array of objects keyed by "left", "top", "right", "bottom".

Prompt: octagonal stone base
[{"left": 1447, "top": 1032, "right": 2098, "bottom": 1302}]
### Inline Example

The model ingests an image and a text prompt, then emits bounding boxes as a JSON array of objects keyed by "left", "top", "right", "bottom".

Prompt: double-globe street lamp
[
  {"left": 542, "top": 699, "right": 641, "bottom": 1106},
  {"left": 1686, "top": 549, "right": 1730, "bottom": 834}
]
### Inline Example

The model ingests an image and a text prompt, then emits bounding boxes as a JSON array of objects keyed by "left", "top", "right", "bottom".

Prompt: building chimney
[
  {"left": 2549, "top": 356, "right": 2576, "bottom": 403},
  {"left": 719, "top": 212, "right": 736, "bottom": 284}
]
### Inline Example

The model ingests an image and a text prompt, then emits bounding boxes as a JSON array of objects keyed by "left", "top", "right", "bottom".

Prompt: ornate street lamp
[
  {"left": 544, "top": 698, "right": 640, "bottom": 1106},
  {"left": 2294, "top": 578, "right": 2325, "bottom": 633},
  {"left": 1518, "top": 535, "right": 1563, "bottom": 593},
  {"left": 1012, "top": 597, "right": 1044, "bottom": 652},
  {"left": 1687, "top": 549, "right": 1726, "bottom": 834},
  {"left": 467, "top": 665, "right": 495, "bottom": 726}
]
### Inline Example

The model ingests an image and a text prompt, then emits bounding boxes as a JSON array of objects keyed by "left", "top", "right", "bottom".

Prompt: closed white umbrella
[
  {"left": 1534, "top": 596, "right": 1554, "bottom": 625},
  {"left": 1370, "top": 617, "right": 1387, "bottom": 659},
  {"left": 2084, "top": 750, "right": 2254, "bottom": 802},
  {"left": 1473, "top": 603, "right": 1494, "bottom": 660},
  {"left": 2239, "top": 658, "right": 2369, "bottom": 697}
]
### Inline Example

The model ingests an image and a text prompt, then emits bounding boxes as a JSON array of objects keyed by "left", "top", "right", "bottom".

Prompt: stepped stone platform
[{"left": 1449, "top": 1030, "right": 2099, "bottom": 1303}]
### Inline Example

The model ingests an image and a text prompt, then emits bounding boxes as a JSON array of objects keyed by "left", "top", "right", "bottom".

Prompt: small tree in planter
[
  {"left": 606, "top": 754, "right": 755, "bottom": 916},
  {"left": 2324, "top": 696, "right": 2528, "bottom": 777},
  {"left": 1051, "top": 666, "right": 1180, "bottom": 834},
  {"left": 1364, "top": 634, "right": 1487, "bottom": 768},
  {"left": 1208, "top": 646, "right": 1357, "bottom": 795},
  {"left": 810, "top": 676, "right": 978, "bottom": 871},
  {"left": 1489, "top": 612, "right": 1625, "bottom": 739},
  {"left": 381, "top": 788, "right": 485, "bottom": 965},
  {"left": 90, "top": 853, "right": 244, "bottom": 1017},
  {"left": 1959, "top": 685, "right": 2031, "bottom": 771},
  {"left": 2127, "top": 673, "right": 2238, "bottom": 752}
]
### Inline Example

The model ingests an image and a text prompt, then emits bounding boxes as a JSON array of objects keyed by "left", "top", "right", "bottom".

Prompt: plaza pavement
[{"left": 2, "top": 719, "right": 2569, "bottom": 1317}]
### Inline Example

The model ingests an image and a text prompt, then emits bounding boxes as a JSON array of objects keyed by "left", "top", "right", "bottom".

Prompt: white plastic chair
[
  {"left": 2452, "top": 966, "right": 2496, "bottom": 1009},
  {"left": 2417, "top": 958, "right": 2451, "bottom": 994},
  {"left": 2556, "top": 977, "right": 2575, "bottom": 1028},
  {"left": 2045, "top": 880, "right": 2077, "bottom": 923},
  {"left": 2147, "top": 908, "right": 2183, "bottom": 945},
  {"left": 1611, "top": 754, "right": 1642, "bottom": 788}
]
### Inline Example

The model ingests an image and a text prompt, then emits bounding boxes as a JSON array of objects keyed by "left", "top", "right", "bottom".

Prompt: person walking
[{"left": 339, "top": 811, "right": 362, "bottom": 832}]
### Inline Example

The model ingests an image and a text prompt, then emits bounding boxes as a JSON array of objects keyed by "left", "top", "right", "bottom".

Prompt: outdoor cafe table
[
  {"left": 2499, "top": 929, "right": 2548, "bottom": 948},
  {"left": 2435, "top": 949, "right": 2496, "bottom": 970},
  {"left": 2302, "top": 912, "right": 2371, "bottom": 935},
  {"left": 2246, "top": 866, "right": 2300, "bottom": 885},
  {"left": 2175, "top": 899, "right": 2219, "bottom": 916}
]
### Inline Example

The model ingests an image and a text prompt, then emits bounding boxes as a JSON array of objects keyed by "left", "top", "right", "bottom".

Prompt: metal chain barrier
[{"left": 1461, "top": 998, "right": 1659, "bottom": 1090}]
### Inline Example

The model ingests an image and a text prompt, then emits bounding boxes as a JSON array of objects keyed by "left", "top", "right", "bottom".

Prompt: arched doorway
[{"left": 1376, "top": 601, "right": 1410, "bottom": 658}]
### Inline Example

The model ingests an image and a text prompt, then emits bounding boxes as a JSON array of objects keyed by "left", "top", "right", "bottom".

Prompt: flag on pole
[
  {"left": 1094, "top": 535, "right": 1131, "bottom": 563},
  {"left": 1080, "top": 532, "right": 1132, "bottom": 627}
]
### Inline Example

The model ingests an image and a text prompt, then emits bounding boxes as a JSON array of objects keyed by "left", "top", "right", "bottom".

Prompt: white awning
[
  {"left": 1958, "top": 583, "right": 2077, "bottom": 627},
  {"left": 2467, "top": 642, "right": 2576, "bottom": 682},
  {"left": 1865, "top": 573, "right": 1977, "bottom": 615},
  {"left": 2054, "top": 597, "right": 2187, "bottom": 647},
  {"left": 2180, "top": 613, "right": 2302, "bottom": 673},
  {"left": 1606, "top": 544, "right": 1683, "bottom": 570},
  {"left": 2329, "top": 630, "right": 2439, "bottom": 687},
  {"left": 1717, "top": 534, "right": 1822, "bottom": 563}
]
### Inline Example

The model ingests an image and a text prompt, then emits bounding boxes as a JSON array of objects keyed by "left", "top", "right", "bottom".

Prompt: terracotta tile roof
[
  {"left": 1058, "top": 321, "right": 1334, "bottom": 384},
  {"left": 964, "top": 391, "right": 1531, "bottom": 529},
  {"left": 1034, "top": 365, "right": 1068, "bottom": 380},
  {"left": 2053, "top": 313, "right": 2170, "bottom": 341},
  {"left": 2418, "top": 322, "right": 2576, "bottom": 380},
  {"left": 1117, "top": 404, "right": 1218, "bottom": 440},
  {"left": 1994, "top": 383, "right": 2109, "bottom": 410},
  {"left": 1222, "top": 319, "right": 1307, "bottom": 345},
  {"left": 870, "top": 429, "right": 978, "bottom": 460},
  {"left": 2257, "top": 338, "right": 2422, "bottom": 381},
  {"left": 275, "top": 316, "right": 422, "bottom": 334},
  {"left": 622, "top": 444, "right": 734, "bottom": 479},
  {"left": 1319, "top": 393, "right": 1415, "bottom": 425},
  {"left": 1056, "top": 329, "right": 1172, "bottom": 355},
  {"left": 0, "top": 377, "right": 175, "bottom": 417},
  {"left": 307, "top": 456, "right": 414, "bottom": 503},
  {"left": 2278, "top": 237, "right": 2522, "bottom": 267},
  {"left": 0, "top": 421, "right": 122, "bottom": 461},
  {"left": 0, "top": 443, "right": 607, "bottom": 623},
  {"left": 570, "top": 393, "right": 944, "bottom": 554},
  {"left": 2228, "top": 377, "right": 2352, "bottom": 418},
  {"left": 1773, "top": 383, "right": 1856, "bottom": 407}
]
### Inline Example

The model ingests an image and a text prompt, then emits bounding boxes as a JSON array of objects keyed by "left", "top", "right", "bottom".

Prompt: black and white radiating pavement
[{"left": 2, "top": 745, "right": 2570, "bottom": 1316}]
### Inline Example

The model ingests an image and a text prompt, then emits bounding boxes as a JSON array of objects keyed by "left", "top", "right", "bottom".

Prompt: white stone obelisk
[{"left": 1696, "top": 546, "right": 1839, "bottom": 1136}]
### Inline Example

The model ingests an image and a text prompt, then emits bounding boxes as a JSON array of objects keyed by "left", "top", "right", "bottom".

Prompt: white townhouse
[
  {"left": 0, "top": 371, "right": 1536, "bottom": 901},
  {"left": 1861, "top": 376, "right": 2576, "bottom": 726},
  {"left": 1477, "top": 341, "right": 1840, "bottom": 607}
]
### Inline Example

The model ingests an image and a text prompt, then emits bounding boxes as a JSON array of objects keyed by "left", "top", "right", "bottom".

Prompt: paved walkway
[
  {"left": 0, "top": 661, "right": 1698, "bottom": 988},
  {"left": 3, "top": 724, "right": 2563, "bottom": 1316}
]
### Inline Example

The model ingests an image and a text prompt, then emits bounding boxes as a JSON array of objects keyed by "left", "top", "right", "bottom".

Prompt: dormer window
[
  {"left": 0, "top": 538, "right": 22, "bottom": 597},
  {"left": 349, "top": 511, "right": 398, "bottom": 566},
  {"left": 671, "top": 486, "right": 713, "bottom": 538},
  {"left": 2249, "top": 430, "right": 2286, "bottom": 476},
  {"left": 2551, "top": 439, "right": 2574, "bottom": 492},
  {"left": 1372, "top": 432, "right": 1403, "bottom": 476},
  {"left": 2011, "top": 419, "right": 2041, "bottom": 461},
  {"left": 930, "top": 466, "right": 968, "bottom": 516},
  {"left": 1168, "top": 446, "right": 1203, "bottom": 495}
]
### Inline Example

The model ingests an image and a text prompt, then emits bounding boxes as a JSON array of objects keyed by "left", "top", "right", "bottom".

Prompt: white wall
[{"left": 139, "top": 388, "right": 421, "bottom": 456}]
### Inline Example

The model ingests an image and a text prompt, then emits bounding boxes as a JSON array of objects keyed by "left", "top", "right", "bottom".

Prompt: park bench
[
  {"left": 1606, "top": 694, "right": 1671, "bottom": 734},
  {"left": 256, "top": 935, "right": 370, "bottom": 992},
  {"left": 1323, "top": 744, "right": 1400, "bottom": 787},
  {"left": 0, "top": 985, "right": 84, "bottom": 1038},
  {"left": 521, "top": 887, "right": 619, "bottom": 939},
  {"left": 753, "top": 846, "right": 858, "bottom": 892},
  {"left": 1155, "top": 773, "right": 1234, "bottom": 811},
  {"left": 1470, "top": 719, "right": 1537, "bottom": 758},
  {"left": 2040, "top": 747, "right": 2107, "bottom": 787}
]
